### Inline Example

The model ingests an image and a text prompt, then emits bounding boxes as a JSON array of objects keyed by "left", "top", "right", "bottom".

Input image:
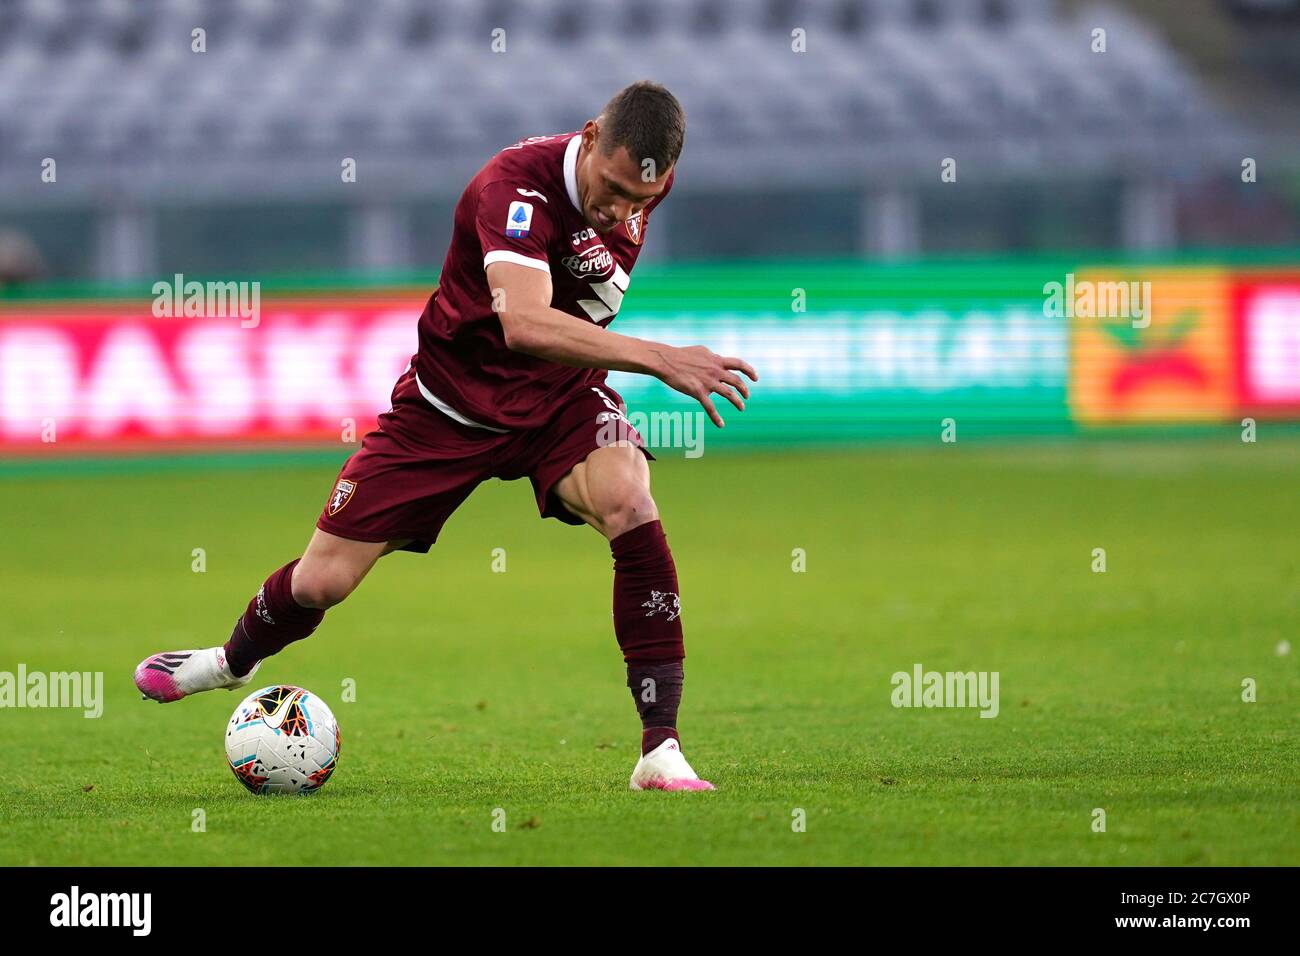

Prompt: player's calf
[
  {"left": 612, "top": 520, "right": 689, "bottom": 749},
  {"left": 554, "top": 445, "right": 708, "bottom": 784},
  {"left": 221, "top": 530, "right": 400, "bottom": 678},
  {"left": 606, "top": 513, "right": 713, "bottom": 787},
  {"left": 222, "top": 557, "right": 327, "bottom": 677}
]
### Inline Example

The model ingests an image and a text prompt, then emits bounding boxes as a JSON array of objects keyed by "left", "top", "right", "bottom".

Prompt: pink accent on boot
[
  {"left": 656, "top": 777, "right": 715, "bottom": 791},
  {"left": 134, "top": 654, "right": 185, "bottom": 703}
]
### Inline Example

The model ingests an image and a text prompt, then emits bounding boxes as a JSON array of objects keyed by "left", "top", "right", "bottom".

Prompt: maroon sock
[
  {"left": 611, "top": 520, "right": 685, "bottom": 662},
  {"left": 223, "top": 560, "right": 324, "bottom": 677},
  {"left": 628, "top": 661, "right": 683, "bottom": 755},
  {"left": 611, "top": 521, "right": 687, "bottom": 754}
]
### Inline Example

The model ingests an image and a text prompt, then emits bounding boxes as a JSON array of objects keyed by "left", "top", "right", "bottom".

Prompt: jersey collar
[{"left": 563, "top": 133, "right": 582, "bottom": 213}]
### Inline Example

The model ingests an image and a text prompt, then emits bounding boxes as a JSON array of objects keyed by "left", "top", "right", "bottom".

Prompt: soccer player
[{"left": 134, "top": 82, "right": 757, "bottom": 791}]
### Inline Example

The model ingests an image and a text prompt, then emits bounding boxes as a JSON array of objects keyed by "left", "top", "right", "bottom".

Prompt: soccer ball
[{"left": 225, "top": 685, "right": 340, "bottom": 795}]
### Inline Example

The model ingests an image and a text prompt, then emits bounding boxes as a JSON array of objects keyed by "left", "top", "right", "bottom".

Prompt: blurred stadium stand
[{"left": 0, "top": 0, "right": 1296, "bottom": 280}]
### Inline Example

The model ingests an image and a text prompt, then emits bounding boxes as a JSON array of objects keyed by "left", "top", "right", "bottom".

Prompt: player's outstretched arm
[{"left": 488, "top": 261, "right": 758, "bottom": 427}]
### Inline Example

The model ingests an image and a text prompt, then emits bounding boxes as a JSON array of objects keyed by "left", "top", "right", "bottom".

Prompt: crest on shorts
[
  {"left": 328, "top": 479, "right": 356, "bottom": 516},
  {"left": 625, "top": 210, "right": 644, "bottom": 245}
]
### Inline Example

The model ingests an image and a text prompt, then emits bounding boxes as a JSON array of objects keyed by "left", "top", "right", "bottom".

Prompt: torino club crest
[
  {"left": 328, "top": 479, "right": 356, "bottom": 516},
  {"left": 625, "top": 210, "right": 644, "bottom": 245}
]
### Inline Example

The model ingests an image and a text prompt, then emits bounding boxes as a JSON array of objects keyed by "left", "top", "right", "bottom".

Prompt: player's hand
[{"left": 654, "top": 345, "right": 758, "bottom": 428}]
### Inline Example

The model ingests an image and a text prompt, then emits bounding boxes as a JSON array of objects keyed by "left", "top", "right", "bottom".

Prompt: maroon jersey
[{"left": 414, "top": 132, "right": 674, "bottom": 431}]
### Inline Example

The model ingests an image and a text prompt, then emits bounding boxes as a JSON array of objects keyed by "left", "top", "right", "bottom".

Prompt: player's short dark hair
[{"left": 598, "top": 81, "right": 685, "bottom": 173}]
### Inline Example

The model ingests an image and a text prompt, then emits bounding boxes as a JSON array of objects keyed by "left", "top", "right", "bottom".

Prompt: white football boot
[
  {"left": 629, "top": 737, "right": 715, "bottom": 791},
  {"left": 134, "top": 647, "right": 260, "bottom": 703}
]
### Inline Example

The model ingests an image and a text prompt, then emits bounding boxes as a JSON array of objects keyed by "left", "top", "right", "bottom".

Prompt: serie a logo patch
[
  {"left": 328, "top": 479, "right": 356, "bottom": 516},
  {"left": 505, "top": 200, "right": 533, "bottom": 238}
]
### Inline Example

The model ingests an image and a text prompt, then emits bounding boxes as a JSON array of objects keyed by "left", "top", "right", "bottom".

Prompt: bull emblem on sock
[
  {"left": 641, "top": 590, "right": 681, "bottom": 621},
  {"left": 254, "top": 585, "right": 275, "bottom": 625}
]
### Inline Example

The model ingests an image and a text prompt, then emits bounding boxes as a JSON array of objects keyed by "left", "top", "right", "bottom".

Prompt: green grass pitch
[{"left": 1, "top": 437, "right": 1296, "bottom": 866}]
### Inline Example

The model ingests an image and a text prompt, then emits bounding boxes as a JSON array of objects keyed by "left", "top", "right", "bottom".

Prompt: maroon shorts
[{"left": 316, "top": 366, "right": 651, "bottom": 553}]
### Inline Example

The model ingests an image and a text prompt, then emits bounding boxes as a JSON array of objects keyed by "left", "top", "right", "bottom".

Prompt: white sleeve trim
[{"left": 483, "top": 250, "right": 551, "bottom": 274}]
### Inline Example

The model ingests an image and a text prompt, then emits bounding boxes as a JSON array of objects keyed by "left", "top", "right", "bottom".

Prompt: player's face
[{"left": 577, "top": 122, "right": 671, "bottom": 234}]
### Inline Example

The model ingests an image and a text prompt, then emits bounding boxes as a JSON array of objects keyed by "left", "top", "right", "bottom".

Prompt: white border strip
[
  {"left": 483, "top": 250, "right": 551, "bottom": 274},
  {"left": 415, "top": 373, "right": 510, "bottom": 433},
  {"left": 563, "top": 133, "right": 582, "bottom": 211}
]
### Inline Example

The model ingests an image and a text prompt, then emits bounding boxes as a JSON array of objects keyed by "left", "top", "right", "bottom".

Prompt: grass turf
[{"left": 1, "top": 437, "right": 1297, "bottom": 866}]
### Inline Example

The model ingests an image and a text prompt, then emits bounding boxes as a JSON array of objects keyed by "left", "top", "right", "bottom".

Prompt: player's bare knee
[
  {"left": 599, "top": 489, "right": 659, "bottom": 539},
  {"left": 291, "top": 565, "right": 357, "bottom": 610}
]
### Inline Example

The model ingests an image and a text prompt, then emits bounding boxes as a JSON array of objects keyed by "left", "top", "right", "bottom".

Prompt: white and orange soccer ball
[{"left": 225, "top": 685, "right": 340, "bottom": 795}]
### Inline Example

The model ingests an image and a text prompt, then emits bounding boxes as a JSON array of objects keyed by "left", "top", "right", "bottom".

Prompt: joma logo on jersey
[
  {"left": 328, "top": 479, "right": 356, "bottom": 516},
  {"left": 562, "top": 245, "right": 614, "bottom": 280}
]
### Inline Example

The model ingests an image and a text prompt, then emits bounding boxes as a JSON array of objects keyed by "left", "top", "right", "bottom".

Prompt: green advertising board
[{"left": 608, "top": 261, "right": 1070, "bottom": 449}]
